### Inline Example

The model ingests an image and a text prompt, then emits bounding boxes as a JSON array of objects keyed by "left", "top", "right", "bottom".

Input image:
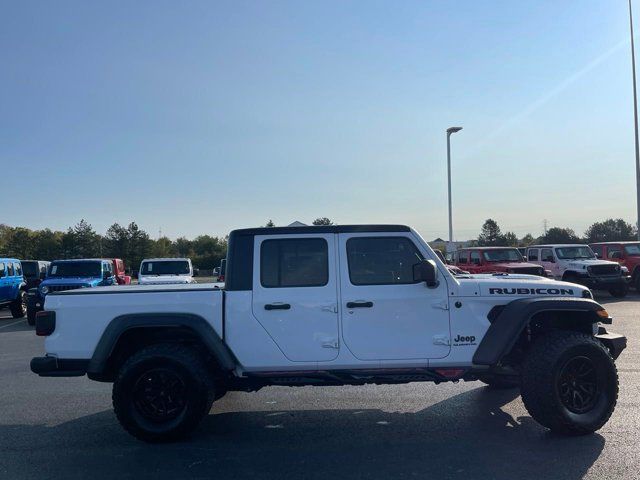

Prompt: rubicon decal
[{"left": 489, "top": 287, "right": 574, "bottom": 295}]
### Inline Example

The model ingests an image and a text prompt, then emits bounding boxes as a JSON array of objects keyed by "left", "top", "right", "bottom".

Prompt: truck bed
[{"left": 43, "top": 283, "right": 225, "bottom": 359}]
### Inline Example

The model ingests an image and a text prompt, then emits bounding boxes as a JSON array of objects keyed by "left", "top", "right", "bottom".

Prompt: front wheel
[
  {"left": 10, "top": 291, "right": 27, "bottom": 318},
  {"left": 521, "top": 331, "right": 618, "bottom": 435},
  {"left": 608, "top": 285, "right": 628, "bottom": 298},
  {"left": 112, "top": 344, "right": 215, "bottom": 443},
  {"left": 478, "top": 374, "right": 520, "bottom": 389}
]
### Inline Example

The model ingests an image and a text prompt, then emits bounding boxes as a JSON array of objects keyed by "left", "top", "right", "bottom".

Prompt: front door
[
  {"left": 540, "top": 248, "right": 560, "bottom": 278},
  {"left": 338, "top": 233, "right": 451, "bottom": 361},
  {"left": 252, "top": 233, "right": 340, "bottom": 362},
  {"left": 0, "top": 262, "right": 8, "bottom": 302}
]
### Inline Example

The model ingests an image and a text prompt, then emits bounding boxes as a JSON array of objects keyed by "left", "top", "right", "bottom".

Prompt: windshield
[
  {"left": 21, "top": 261, "right": 39, "bottom": 278},
  {"left": 141, "top": 261, "right": 190, "bottom": 276},
  {"left": 482, "top": 249, "right": 523, "bottom": 262},
  {"left": 624, "top": 244, "right": 640, "bottom": 256},
  {"left": 555, "top": 246, "right": 595, "bottom": 260},
  {"left": 49, "top": 261, "right": 102, "bottom": 277}
]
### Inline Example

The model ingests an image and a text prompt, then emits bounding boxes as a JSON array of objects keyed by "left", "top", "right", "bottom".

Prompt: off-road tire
[
  {"left": 521, "top": 331, "right": 618, "bottom": 435},
  {"left": 9, "top": 290, "right": 27, "bottom": 319},
  {"left": 112, "top": 343, "right": 215, "bottom": 443},
  {"left": 479, "top": 374, "right": 520, "bottom": 389},
  {"left": 26, "top": 304, "right": 37, "bottom": 326},
  {"left": 608, "top": 286, "right": 628, "bottom": 298}
]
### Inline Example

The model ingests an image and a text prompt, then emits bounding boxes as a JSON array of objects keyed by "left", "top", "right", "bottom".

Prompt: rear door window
[
  {"left": 7, "top": 263, "right": 14, "bottom": 276},
  {"left": 470, "top": 251, "right": 481, "bottom": 265},
  {"left": 0, "top": 263, "right": 5, "bottom": 277},
  {"left": 457, "top": 251, "right": 468, "bottom": 264},
  {"left": 527, "top": 249, "right": 539, "bottom": 261},
  {"left": 261, "top": 238, "right": 329, "bottom": 288},
  {"left": 14, "top": 262, "right": 22, "bottom": 276}
]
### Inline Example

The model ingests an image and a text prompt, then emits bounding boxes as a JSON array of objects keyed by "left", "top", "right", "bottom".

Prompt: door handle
[
  {"left": 346, "top": 301, "right": 373, "bottom": 308},
  {"left": 264, "top": 303, "right": 291, "bottom": 311}
]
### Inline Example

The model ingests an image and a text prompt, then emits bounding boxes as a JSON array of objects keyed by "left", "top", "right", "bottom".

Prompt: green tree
[
  {"left": 312, "top": 217, "right": 333, "bottom": 226},
  {"left": 32, "top": 229, "right": 63, "bottom": 260},
  {"left": 584, "top": 219, "right": 636, "bottom": 243},
  {"left": 520, "top": 233, "right": 535, "bottom": 246},
  {"left": 62, "top": 220, "right": 100, "bottom": 258},
  {"left": 543, "top": 227, "right": 580, "bottom": 244},
  {"left": 503, "top": 231, "right": 518, "bottom": 246},
  {"left": 4, "top": 227, "right": 33, "bottom": 258},
  {"left": 478, "top": 219, "right": 505, "bottom": 246},
  {"left": 264, "top": 219, "right": 276, "bottom": 227},
  {"left": 151, "top": 236, "right": 174, "bottom": 258},
  {"left": 174, "top": 237, "right": 193, "bottom": 257},
  {"left": 127, "top": 222, "right": 151, "bottom": 269},
  {"left": 103, "top": 223, "right": 129, "bottom": 260}
]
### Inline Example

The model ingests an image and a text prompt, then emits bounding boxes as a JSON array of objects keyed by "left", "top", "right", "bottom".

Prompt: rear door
[
  {"left": 252, "top": 233, "right": 340, "bottom": 362},
  {"left": 338, "top": 233, "right": 451, "bottom": 361}
]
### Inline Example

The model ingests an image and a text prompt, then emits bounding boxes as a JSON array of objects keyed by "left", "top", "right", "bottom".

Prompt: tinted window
[
  {"left": 607, "top": 245, "right": 622, "bottom": 259},
  {"left": 14, "top": 262, "right": 22, "bottom": 276},
  {"left": 527, "top": 249, "right": 539, "bottom": 261},
  {"left": 21, "top": 261, "right": 39, "bottom": 277},
  {"left": 141, "top": 261, "right": 190, "bottom": 275},
  {"left": 347, "top": 237, "right": 423, "bottom": 286},
  {"left": 261, "top": 238, "right": 328, "bottom": 288},
  {"left": 458, "top": 251, "right": 468, "bottom": 264},
  {"left": 470, "top": 251, "right": 481, "bottom": 264},
  {"left": 624, "top": 244, "right": 640, "bottom": 256},
  {"left": 7, "top": 263, "right": 14, "bottom": 276},
  {"left": 541, "top": 248, "right": 554, "bottom": 262},
  {"left": 49, "top": 262, "right": 102, "bottom": 277},
  {"left": 555, "top": 247, "right": 595, "bottom": 260},
  {"left": 590, "top": 245, "right": 604, "bottom": 258},
  {"left": 0, "top": 263, "right": 5, "bottom": 278},
  {"left": 483, "top": 249, "right": 523, "bottom": 262}
]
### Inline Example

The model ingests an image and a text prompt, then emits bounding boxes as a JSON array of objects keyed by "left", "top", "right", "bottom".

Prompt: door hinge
[
  {"left": 433, "top": 335, "right": 451, "bottom": 346},
  {"left": 431, "top": 299, "right": 449, "bottom": 311}
]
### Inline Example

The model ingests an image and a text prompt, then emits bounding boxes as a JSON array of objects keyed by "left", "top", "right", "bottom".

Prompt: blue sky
[{"left": 0, "top": 0, "right": 637, "bottom": 240}]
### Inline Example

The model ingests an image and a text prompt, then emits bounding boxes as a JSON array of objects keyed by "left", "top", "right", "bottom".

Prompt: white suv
[
  {"left": 526, "top": 244, "right": 630, "bottom": 297},
  {"left": 137, "top": 258, "right": 195, "bottom": 285}
]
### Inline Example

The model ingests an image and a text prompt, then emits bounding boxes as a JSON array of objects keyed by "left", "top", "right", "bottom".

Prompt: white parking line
[{"left": 0, "top": 319, "right": 26, "bottom": 330}]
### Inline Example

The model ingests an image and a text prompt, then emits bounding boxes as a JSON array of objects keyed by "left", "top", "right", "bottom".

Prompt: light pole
[
  {"left": 446, "top": 126, "right": 463, "bottom": 253},
  {"left": 629, "top": 0, "right": 640, "bottom": 240}
]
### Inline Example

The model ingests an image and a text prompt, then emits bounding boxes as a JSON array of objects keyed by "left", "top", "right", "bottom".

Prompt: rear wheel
[
  {"left": 112, "top": 344, "right": 215, "bottom": 443},
  {"left": 9, "top": 291, "right": 27, "bottom": 319},
  {"left": 521, "top": 331, "right": 618, "bottom": 435},
  {"left": 26, "top": 304, "right": 37, "bottom": 326}
]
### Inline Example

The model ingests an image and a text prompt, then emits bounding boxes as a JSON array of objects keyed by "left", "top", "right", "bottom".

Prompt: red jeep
[
  {"left": 589, "top": 242, "right": 639, "bottom": 290},
  {"left": 453, "top": 247, "right": 547, "bottom": 276},
  {"left": 110, "top": 258, "right": 131, "bottom": 285}
]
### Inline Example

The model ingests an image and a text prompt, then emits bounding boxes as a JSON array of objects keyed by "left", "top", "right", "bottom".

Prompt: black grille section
[
  {"left": 48, "top": 285, "right": 83, "bottom": 293},
  {"left": 589, "top": 265, "right": 620, "bottom": 276},
  {"left": 512, "top": 267, "right": 543, "bottom": 276}
]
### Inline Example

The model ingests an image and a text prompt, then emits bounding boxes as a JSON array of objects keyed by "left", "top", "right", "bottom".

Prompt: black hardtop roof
[
  {"left": 51, "top": 258, "right": 108, "bottom": 263},
  {"left": 230, "top": 224, "right": 411, "bottom": 236}
]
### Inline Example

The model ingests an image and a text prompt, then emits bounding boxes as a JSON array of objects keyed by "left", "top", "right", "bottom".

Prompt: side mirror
[
  {"left": 594, "top": 252, "right": 601, "bottom": 259},
  {"left": 413, "top": 259, "right": 439, "bottom": 287}
]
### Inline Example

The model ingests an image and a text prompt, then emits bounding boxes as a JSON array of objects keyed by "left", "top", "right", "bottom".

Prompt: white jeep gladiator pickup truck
[{"left": 31, "top": 225, "right": 626, "bottom": 442}]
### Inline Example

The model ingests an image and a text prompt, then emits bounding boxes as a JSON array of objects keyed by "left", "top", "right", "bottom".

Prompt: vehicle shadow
[
  {"left": 0, "top": 318, "right": 30, "bottom": 333},
  {"left": 0, "top": 387, "right": 605, "bottom": 480}
]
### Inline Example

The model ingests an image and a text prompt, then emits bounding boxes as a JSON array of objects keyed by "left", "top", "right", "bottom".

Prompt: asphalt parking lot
[{"left": 1, "top": 294, "right": 639, "bottom": 480}]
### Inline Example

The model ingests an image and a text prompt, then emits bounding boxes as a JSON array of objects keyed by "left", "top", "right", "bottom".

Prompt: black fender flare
[
  {"left": 472, "top": 297, "right": 606, "bottom": 366},
  {"left": 87, "top": 313, "right": 238, "bottom": 375}
]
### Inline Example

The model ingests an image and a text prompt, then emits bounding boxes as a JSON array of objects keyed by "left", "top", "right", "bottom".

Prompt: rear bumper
[
  {"left": 595, "top": 328, "right": 627, "bottom": 360},
  {"left": 30, "top": 357, "right": 88, "bottom": 377}
]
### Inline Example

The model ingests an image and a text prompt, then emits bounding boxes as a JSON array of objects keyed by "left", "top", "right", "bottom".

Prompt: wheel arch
[
  {"left": 87, "top": 313, "right": 237, "bottom": 381},
  {"left": 473, "top": 298, "right": 606, "bottom": 366}
]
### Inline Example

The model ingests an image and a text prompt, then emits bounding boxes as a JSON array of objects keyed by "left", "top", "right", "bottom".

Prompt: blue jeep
[
  {"left": 26, "top": 259, "right": 117, "bottom": 325},
  {"left": 0, "top": 258, "right": 28, "bottom": 319}
]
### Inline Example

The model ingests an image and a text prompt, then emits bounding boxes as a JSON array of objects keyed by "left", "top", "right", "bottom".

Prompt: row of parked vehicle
[
  {"left": 446, "top": 241, "right": 639, "bottom": 297},
  {"left": 0, "top": 256, "right": 201, "bottom": 325}
]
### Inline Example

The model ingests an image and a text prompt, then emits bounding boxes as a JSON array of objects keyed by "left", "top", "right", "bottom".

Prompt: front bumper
[
  {"left": 30, "top": 356, "right": 88, "bottom": 377},
  {"left": 576, "top": 274, "right": 631, "bottom": 291},
  {"left": 595, "top": 327, "right": 627, "bottom": 360},
  {"left": 27, "top": 291, "right": 44, "bottom": 313}
]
